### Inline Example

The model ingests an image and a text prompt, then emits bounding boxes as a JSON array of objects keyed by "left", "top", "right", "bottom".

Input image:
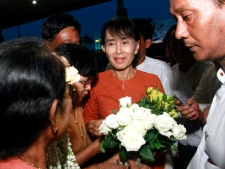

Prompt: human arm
[
  {"left": 83, "top": 153, "right": 127, "bottom": 169},
  {"left": 75, "top": 137, "right": 102, "bottom": 166}
]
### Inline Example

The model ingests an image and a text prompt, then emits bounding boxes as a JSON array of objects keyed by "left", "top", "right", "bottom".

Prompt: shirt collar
[{"left": 217, "top": 68, "right": 225, "bottom": 84}]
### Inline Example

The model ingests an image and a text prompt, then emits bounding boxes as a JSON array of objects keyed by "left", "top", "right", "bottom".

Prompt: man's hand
[{"left": 175, "top": 98, "right": 202, "bottom": 121}]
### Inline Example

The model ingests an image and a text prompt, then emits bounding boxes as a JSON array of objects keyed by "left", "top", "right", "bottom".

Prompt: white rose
[
  {"left": 142, "top": 114, "right": 156, "bottom": 130},
  {"left": 172, "top": 124, "right": 187, "bottom": 140},
  {"left": 119, "top": 96, "right": 132, "bottom": 107},
  {"left": 129, "top": 103, "right": 139, "bottom": 111},
  {"left": 121, "top": 132, "right": 146, "bottom": 151},
  {"left": 116, "top": 107, "right": 132, "bottom": 126},
  {"left": 105, "top": 114, "right": 119, "bottom": 129},
  {"left": 132, "top": 107, "right": 155, "bottom": 130},
  {"left": 124, "top": 121, "right": 147, "bottom": 137},
  {"left": 154, "top": 112, "right": 177, "bottom": 138},
  {"left": 116, "top": 129, "right": 126, "bottom": 142},
  {"left": 99, "top": 120, "right": 112, "bottom": 135}
]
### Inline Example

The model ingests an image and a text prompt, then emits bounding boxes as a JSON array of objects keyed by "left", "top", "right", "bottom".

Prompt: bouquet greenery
[{"left": 99, "top": 87, "right": 186, "bottom": 163}]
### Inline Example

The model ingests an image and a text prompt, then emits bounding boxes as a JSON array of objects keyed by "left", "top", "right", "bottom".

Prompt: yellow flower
[{"left": 168, "top": 109, "right": 178, "bottom": 119}]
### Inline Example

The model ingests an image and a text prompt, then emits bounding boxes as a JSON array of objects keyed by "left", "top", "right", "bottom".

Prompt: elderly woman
[
  {"left": 0, "top": 37, "right": 72, "bottom": 169},
  {"left": 83, "top": 17, "right": 166, "bottom": 169},
  {"left": 83, "top": 17, "right": 164, "bottom": 136},
  {"left": 0, "top": 38, "right": 125, "bottom": 169}
]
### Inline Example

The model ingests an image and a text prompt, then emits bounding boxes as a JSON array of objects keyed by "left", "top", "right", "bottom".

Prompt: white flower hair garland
[{"left": 60, "top": 56, "right": 80, "bottom": 85}]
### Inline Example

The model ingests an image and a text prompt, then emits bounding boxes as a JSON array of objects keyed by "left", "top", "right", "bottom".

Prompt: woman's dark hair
[
  {"left": 56, "top": 44, "right": 98, "bottom": 79},
  {"left": 41, "top": 12, "right": 81, "bottom": 41},
  {"left": 0, "top": 37, "right": 66, "bottom": 159},
  {"left": 100, "top": 16, "right": 140, "bottom": 45}
]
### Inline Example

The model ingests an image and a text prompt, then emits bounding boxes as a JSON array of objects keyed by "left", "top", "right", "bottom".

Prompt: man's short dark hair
[{"left": 41, "top": 12, "right": 81, "bottom": 41}]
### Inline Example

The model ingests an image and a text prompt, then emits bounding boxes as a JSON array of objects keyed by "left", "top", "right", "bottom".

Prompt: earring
[{"left": 52, "top": 126, "right": 58, "bottom": 134}]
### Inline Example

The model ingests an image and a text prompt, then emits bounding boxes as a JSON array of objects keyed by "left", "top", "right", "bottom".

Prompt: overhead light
[{"left": 32, "top": 0, "right": 37, "bottom": 4}]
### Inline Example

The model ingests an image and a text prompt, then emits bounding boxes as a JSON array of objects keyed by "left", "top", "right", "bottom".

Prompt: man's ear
[
  {"left": 146, "top": 39, "right": 152, "bottom": 49},
  {"left": 49, "top": 99, "right": 59, "bottom": 126},
  {"left": 101, "top": 44, "right": 106, "bottom": 52}
]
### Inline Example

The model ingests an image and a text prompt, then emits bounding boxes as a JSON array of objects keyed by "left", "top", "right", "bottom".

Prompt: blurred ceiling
[{"left": 0, "top": 0, "right": 112, "bottom": 29}]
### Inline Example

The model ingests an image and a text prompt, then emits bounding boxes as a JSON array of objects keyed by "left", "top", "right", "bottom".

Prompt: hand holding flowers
[{"left": 99, "top": 87, "right": 187, "bottom": 163}]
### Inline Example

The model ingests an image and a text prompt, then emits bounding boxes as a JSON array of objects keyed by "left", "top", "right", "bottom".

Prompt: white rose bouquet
[{"left": 99, "top": 87, "right": 186, "bottom": 163}]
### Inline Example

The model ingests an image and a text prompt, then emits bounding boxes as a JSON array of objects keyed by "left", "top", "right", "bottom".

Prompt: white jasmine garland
[{"left": 46, "top": 133, "right": 80, "bottom": 169}]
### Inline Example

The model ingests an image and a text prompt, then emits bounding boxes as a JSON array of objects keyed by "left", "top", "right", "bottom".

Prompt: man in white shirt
[
  {"left": 170, "top": 0, "right": 225, "bottom": 168},
  {"left": 168, "top": 26, "right": 213, "bottom": 169},
  {"left": 132, "top": 18, "right": 174, "bottom": 96}
]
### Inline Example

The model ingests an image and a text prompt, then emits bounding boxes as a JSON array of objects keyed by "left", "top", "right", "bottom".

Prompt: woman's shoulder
[
  {"left": 135, "top": 69, "right": 160, "bottom": 80},
  {"left": 0, "top": 157, "right": 36, "bottom": 169},
  {"left": 97, "top": 70, "right": 112, "bottom": 78}
]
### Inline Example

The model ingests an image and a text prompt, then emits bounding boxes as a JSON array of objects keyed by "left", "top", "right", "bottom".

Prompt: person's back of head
[
  {"left": 100, "top": 16, "right": 140, "bottom": 46},
  {"left": 41, "top": 12, "right": 81, "bottom": 41},
  {"left": 132, "top": 18, "right": 154, "bottom": 40},
  {"left": 56, "top": 44, "right": 98, "bottom": 79},
  {"left": 163, "top": 24, "right": 177, "bottom": 66},
  {"left": 0, "top": 37, "right": 66, "bottom": 159},
  {"left": 167, "top": 25, "right": 196, "bottom": 71}
]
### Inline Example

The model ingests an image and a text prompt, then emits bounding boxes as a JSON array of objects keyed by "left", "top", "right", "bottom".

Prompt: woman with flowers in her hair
[
  {"left": 0, "top": 37, "right": 73, "bottom": 169},
  {"left": 46, "top": 44, "right": 128, "bottom": 169}
]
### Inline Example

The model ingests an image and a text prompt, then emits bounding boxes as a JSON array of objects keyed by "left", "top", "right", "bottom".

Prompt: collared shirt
[
  {"left": 136, "top": 56, "right": 174, "bottom": 96},
  {"left": 188, "top": 68, "right": 225, "bottom": 169}
]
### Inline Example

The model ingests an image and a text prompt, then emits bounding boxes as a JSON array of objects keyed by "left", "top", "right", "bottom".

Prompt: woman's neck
[
  {"left": 112, "top": 66, "right": 136, "bottom": 81},
  {"left": 19, "top": 135, "right": 49, "bottom": 169}
]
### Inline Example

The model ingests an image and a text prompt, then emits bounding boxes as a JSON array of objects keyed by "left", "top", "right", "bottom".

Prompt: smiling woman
[{"left": 83, "top": 17, "right": 169, "bottom": 169}]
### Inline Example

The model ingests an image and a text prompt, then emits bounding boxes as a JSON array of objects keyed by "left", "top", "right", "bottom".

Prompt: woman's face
[
  {"left": 72, "top": 75, "right": 93, "bottom": 103},
  {"left": 101, "top": 30, "right": 139, "bottom": 70}
]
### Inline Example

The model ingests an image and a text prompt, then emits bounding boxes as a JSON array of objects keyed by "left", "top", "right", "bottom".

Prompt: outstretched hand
[
  {"left": 127, "top": 159, "right": 154, "bottom": 169},
  {"left": 98, "top": 153, "right": 128, "bottom": 169}
]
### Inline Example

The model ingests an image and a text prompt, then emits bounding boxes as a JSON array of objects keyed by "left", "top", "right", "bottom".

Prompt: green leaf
[
  {"left": 145, "top": 130, "right": 157, "bottom": 142},
  {"left": 154, "top": 140, "right": 161, "bottom": 149},
  {"left": 140, "top": 146, "right": 155, "bottom": 163},
  {"left": 100, "top": 141, "right": 106, "bottom": 153},
  {"left": 119, "top": 149, "right": 127, "bottom": 162},
  {"left": 102, "top": 136, "right": 118, "bottom": 149}
]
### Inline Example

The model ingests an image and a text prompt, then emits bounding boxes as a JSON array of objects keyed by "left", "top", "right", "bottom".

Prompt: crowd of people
[{"left": 1, "top": 0, "right": 225, "bottom": 167}]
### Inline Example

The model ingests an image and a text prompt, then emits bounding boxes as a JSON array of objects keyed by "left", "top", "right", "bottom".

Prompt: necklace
[
  {"left": 21, "top": 158, "right": 46, "bottom": 169},
  {"left": 24, "top": 160, "right": 43, "bottom": 169}
]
